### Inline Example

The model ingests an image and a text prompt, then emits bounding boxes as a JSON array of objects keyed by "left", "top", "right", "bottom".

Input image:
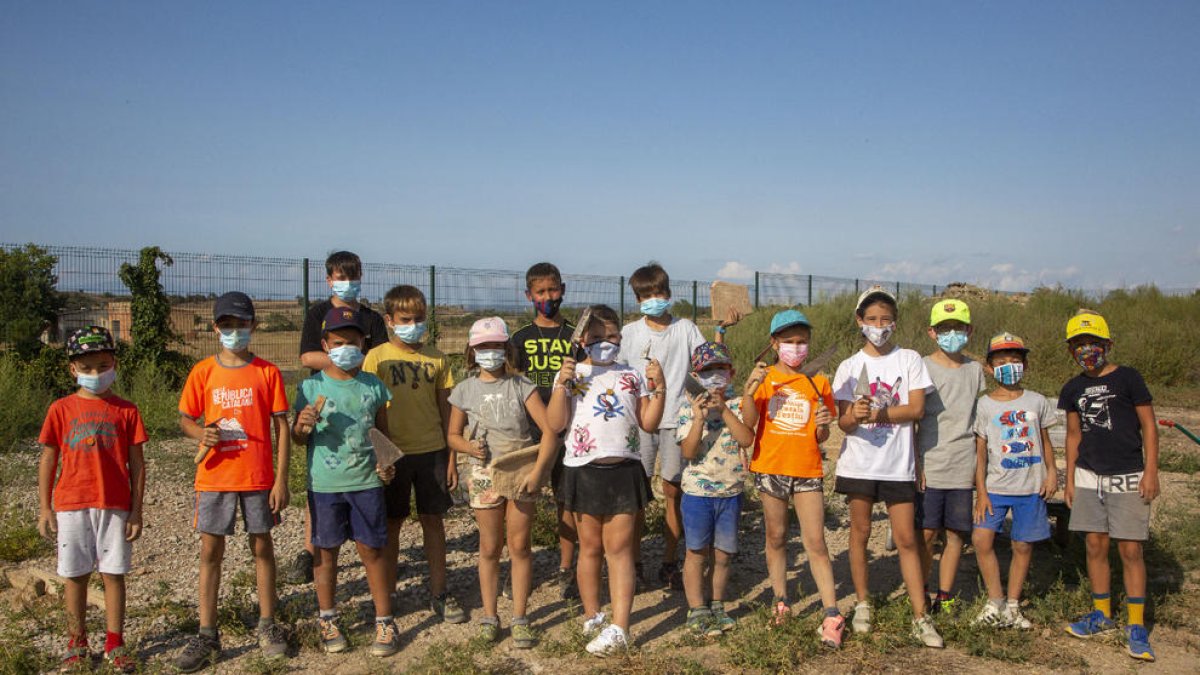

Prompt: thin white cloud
[
  {"left": 716, "top": 261, "right": 755, "bottom": 280},
  {"left": 990, "top": 263, "right": 1015, "bottom": 274},
  {"left": 767, "top": 261, "right": 803, "bottom": 274}
]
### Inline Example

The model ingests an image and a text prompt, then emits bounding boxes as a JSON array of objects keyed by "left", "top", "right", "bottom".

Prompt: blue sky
[{"left": 2, "top": 2, "right": 1197, "bottom": 292}]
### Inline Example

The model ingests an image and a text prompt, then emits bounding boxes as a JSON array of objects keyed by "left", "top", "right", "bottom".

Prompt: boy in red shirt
[
  {"left": 174, "top": 292, "right": 292, "bottom": 672},
  {"left": 39, "top": 326, "right": 147, "bottom": 673}
]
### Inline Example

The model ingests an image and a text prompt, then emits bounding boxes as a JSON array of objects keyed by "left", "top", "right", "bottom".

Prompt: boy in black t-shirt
[
  {"left": 1059, "top": 311, "right": 1160, "bottom": 662},
  {"left": 510, "top": 262, "right": 585, "bottom": 598}
]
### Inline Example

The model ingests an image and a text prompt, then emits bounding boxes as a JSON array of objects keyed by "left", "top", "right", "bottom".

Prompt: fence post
[
  {"left": 429, "top": 265, "right": 436, "bottom": 328},
  {"left": 302, "top": 257, "right": 309, "bottom": 309},
  {"left": 691, "top": 280, "right": 698, "bottom": 321},
  {"left": 896, "top": 281, "right": 901, "bottom": 297},
  {"left": 854, "top": 278, "right": 859, "bottom": 294},
  {"left": 807, "top": 274, "right": 813, "bottom": 306},
  {"left": 618, "top": 276, "right": 625, "bottom": 324},
  {"left": 754, "top": 271, "right": 760, "bottom": 309}
]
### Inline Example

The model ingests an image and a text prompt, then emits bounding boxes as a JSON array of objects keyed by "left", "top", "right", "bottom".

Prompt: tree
[
  {"left": 118, "top": 246, "right": 175, "bottom": 364},
  {"left": 0, "top": 244, "right": 63, "bottom": 356}
]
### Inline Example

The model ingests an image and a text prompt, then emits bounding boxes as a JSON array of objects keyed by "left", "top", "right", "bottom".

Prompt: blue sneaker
[
  {"left": 1066, "top": 610, "right": 1117, "bottom": 638},
  {"left": 1126, "top": 625, "right": 1155, "bottom": 661}
]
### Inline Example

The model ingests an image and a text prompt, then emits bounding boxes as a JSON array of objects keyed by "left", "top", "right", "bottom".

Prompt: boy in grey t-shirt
[{"left": 915, "top": 299, "right": 987, "bottom": 613}]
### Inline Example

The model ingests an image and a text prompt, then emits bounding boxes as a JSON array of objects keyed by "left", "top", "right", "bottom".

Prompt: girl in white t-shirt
[
  {"left": 547, "top": 305, "right": 665, "bottom": 657},
  {"left": 832, "top": 287, "right": 942, "bottom": 648}
]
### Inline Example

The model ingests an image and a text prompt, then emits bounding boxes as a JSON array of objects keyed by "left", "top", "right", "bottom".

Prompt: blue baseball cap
[{"left": 770, "top": 309, "right": 811, "bottom": 335}]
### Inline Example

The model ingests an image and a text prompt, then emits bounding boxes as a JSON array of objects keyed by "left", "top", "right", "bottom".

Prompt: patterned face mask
[
  {"left": 331, "top": 279, "right": 361, "bottom": 302},
  {"left": 993, "top": 362, "right": 1024, "bottom": 386},
  {"left": 861, "top": 323, "right": 895, "bottom": 347},
  {"left": 777, "top": 343, "right": 809, "bottom": 368},
  {"left": 1073, "top": 343, "right": 1107, "bottom": 371}
]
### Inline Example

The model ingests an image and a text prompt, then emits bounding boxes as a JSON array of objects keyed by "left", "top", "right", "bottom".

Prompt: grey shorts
[
  {"left": 754, "top": 473, "right": 823, "bottom": 501},
  {"left": 639, "top": 428, "right": 684, "bottom": 483},
  {"left": 195, "top": 490, "right": 278, "bottom": 536},
  {"left": 1068, "top": 468, "right": 1150, "bottom": 541}
]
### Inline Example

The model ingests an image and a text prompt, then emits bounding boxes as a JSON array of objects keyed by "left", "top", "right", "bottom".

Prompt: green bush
[{"left": 0, "top": 356, "right": 60, "bottom": 452}]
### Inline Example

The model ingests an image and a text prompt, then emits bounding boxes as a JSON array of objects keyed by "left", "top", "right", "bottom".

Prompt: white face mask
[
  {"left": 76, "top": 369, "right": 117, "bottom": 394},
  {"left": 694, "top": 370, "right": 730, "bottom": 392},
  {"left": 860, "top": 323, "right": 895, "bottom": 347},
  {"left": 474, "top": 349, "right": 506, "bottom": 371},
  {"left": 218, "top": 327, "right": 252, "bottom": 350},
  {"left": 586, "top": 340, "right": 620, "bottom": 365}
]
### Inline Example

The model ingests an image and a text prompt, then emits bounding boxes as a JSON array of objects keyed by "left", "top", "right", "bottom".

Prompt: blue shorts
[
  {"left": 977, "top": 493, "right": 1051, "bottom": 543},
  {"left": 681, "top": 493, "right": 742, "bottom": 554},
  {"left": 309, "top": 488, "right": 388, "bottom": 550},
  {"left": 916, "top": 488, "right": 974, "bottom": 533}
]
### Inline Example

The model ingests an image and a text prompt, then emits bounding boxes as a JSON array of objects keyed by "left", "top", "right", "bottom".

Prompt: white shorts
[{"left": 56, "top": 509, "right": 132, "bottom": 578}]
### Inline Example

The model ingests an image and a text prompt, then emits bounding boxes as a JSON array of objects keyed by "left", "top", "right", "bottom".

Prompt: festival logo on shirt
[
  {"left": 1076, "top": 385, "right": 1115, "bottom": 431},
  {"left": 995, "top": 409, "right": 1042, "bottom": 469},
  {"left": 766, "top": 386, "right": 811, "bottom": 433}
]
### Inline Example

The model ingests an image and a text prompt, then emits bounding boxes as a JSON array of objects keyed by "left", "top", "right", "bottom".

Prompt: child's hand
[
  {"left": 126, "top": 511, "right": 143, "bottom": 542},
  {"left": 1139, "top": 469, "right": 1160, "bottom": 503},
  {"left": 973, "top": 494, "right": 993, "bottom": 524},
  {"left": 556, "top": 357, "right": 576, "bottom": 385},
  {"left": 686, "top": 391, "right": 710, "bottom": 418},
  {"left": 917, "top": 468, "right": 926, "bottom": 493},
  {"left": 269, "top": 482, "right": 289, "bottom": 514},
  {"left": 719, "top": 307, "right": 743, "bottom": 330},
  {"left": 852, "top": 398, "right": 872, "bottom": 424},
  {"left": 463, "top": 439, "right": 489, "bottom": 461},
  {"left": 37, "top": 508, "right": 56, "bottom": 542},
  {"left": 376, "top": 462, "right": 396, "bottom": 484},
  {"left": 743, "top": 363, "right": 769, "bottom": 396},
  {"left": 1040, "top": 470, "right": 1058, "bottom": 498},
  {"left": 645, "top": 358, "right": 665, "bottom": 392},
  {"left": 814, "top": 404, "right": 833, "bottom": 428},
  {"left": 519, "top": 471, "right": 543, "bottom": 498},
  {"left": 739, "top": 447, "right": 751, "bottom": 472},
  {"left": 1064, "top": 481, "right": 1075, "bottom": 509},
  {"left": 446, "top": 463, "right": 459, "bottom": 492},
  {"left": 201, "top": 425, "right": 220, "bottom": 448},
  {"left": 295, "top": 404, "right": 319, "bottom": 432}
]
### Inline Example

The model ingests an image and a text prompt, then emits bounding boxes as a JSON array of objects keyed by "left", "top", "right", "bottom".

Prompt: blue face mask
[
  {"left": 993, "top": 362, "right": 1024, "bottom": 386},
  {"left": 586, "top": 340, "right": 620, "bottom": 365},
  {"left": 76, "top": 369, "right": 117, "bottom": 394},
  {"left": 218, "top": 327, "right": 252, "bottom": 350},
  {"left": 393, "top": 322, "right": 426, "bottom": 344},
  {"left": 329, "top": 344, "right": 364, "bottom": 370},
  {"left": 640, "top": 297, "right": 671, "bottom": 317},
  {"left": 331, "top": 280, "right": 361, "bottom": 302},
  {"left": 936, "top": 330, "right": 969, "bottom": 354}
]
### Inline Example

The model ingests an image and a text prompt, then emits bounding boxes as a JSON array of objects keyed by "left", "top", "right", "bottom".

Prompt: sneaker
[
  {"left": 852, "top": 601, "right": 871, "bottom": 634},
  {"left": 477, "top": 620, "right": 501, "bottom": 644},
  {"left": 318, "top": 617, "right": 349, "bottom": 654},
  {"left": 173, "top": 633, "right": 221, "bottom": 673},
  {"left": 1006, "top": 600, "right": 1032, "bottom": 630},
  {"left": 1126, "top": 625, "right": 1155, "bottom": 662},
  {"left": 585, "top": 624, "right": 629, "bottom": 657},
  {"left": 911, "top": 616, "right": 944, "bottom": 648},
  {"left": 371, "top": 619, "right": 401, "bottom": 657},
  {"left": 710, "top": 602, "right": 736, "bottom": 632},
  {"left": 770, "top": 599, "right": 790, "bottom": 627},
  {"left": 974, "top": 602, "right": 1010, "bottom": 628},
  {"left": 432, "top": 593, "right": 468, "bottom": 624},
  {"left": 284, "top": 549, "right": 314, "bottom": 585},
  {"left": 105, "top": 645, "right": 137, "bottom": 673},
  {"left": 555, "top": 567, "right": 578, "bottom": 601},
  {"left": 1066, "top": 610, "right": 1117, "bottom": 638},
  {"left": 819, "top": 614, "right": 846, "bottom": 649},
  {"left": 258, "top": 621, "right": 288, "bottom": 658},
  {"left": 60, "top": 641, "right": 88, "bottom": 673},
  {"left": 658, "top": 562, "right": 683, "bottom": 591},
  {"left": 583, "top": 611, "right": 608, "bottom": 637},
  {"left": 511, "top": 621, "right": 537, "bottom": 650},
  {"left": 686, "top": 608, "right": 722, "bottom": 638}
]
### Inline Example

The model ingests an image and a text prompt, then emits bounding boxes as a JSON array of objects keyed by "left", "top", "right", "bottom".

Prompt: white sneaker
[
  {"left": 911, "top": 616, "right": 944, "bottom": 648},
  {"left": 973, "top": 602, "right": 1010, "bottom": 628},
  {"left": 585, "top": 624, "right": 628, "bottom": 657},
  {"left": 852, "top": 601, "right": 871, "bottom": 634},
  {"left": 582, "top": 611, "right": 608, "bottom": 637},
  {"left": 1006, "top": 600, "right": 1032, "bottom": 630}
]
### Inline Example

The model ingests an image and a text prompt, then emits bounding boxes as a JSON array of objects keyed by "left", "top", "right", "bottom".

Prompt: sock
[
  {"left": 1093, "top": 593, "right": 1112, "bottom": 618},
  {"left": 375, "top": 615, "right": 393, "bottom": 624},
  {"left": 936, "top": 589, "right": 952, "bottom": 601},
  {"left": 68, "top": 634, "right": 88, "bottom": 648},
  {"left": 318, "top": 609, "right": 336, "bottom": 620},
  {"left": 104, "top": 632, "right": 123, "bottom": 653},
  {"left": 480, "top": 615, "right": 499, "bottom": 626},
  {"left": 1127, "top": 597, "right": 1145, "bottom": 626},
  {"left": 512, "top": 616, "right": 529, "bottom": 625},
  {"left": 198, "top": 626, "right": 218, "bottom": 639},
  {"left": 710, "top": 600, "right": 725, "bottom": 610},
  {"left": 989, "top": 598, "right": 1006, "bottom": 612},
  {"left": 824, "top": 606, "right": 841, "bottom": 618},
  {"left": 257, "top": 617, "right": 274, "bottom": 630}
]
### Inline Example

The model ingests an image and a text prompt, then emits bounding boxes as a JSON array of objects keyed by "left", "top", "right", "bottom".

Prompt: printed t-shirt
[
  {"left": 179, "top": 356, "right": 289, "bottom": 492},
  {"left": 562, "top": 363, "right": 647, "bottom": 467},
  {"left": 39, "top": 394, "right": 148, "bottom": 511},
  {"left": 294, "top": 371, "right": 392, "bottom": 493},
  {"left": 973, "top": 391, "right": 1058, "bottom": 496},
  {"left": 617, "top": 317, "right": 706, "bottom": 430},
  {"left": 675, "top": 398, "right": 747, "bottom": 497},
  {"left": 361, "top": 341, "right": 455, "bottom": 455},
  {"left": 832, "top": 347, "right": 932, "bottom": 482},
  {"left": 299, "top": 299, "right": 390, "bottom": 370},
  {"left": 511, "top": 322, "right": 585, "bottom": 403},
  {"left": 1058, "top": 366, "right": 1152, "bottom": 474},
  {"left": 917, "top": 357, "right": 988, "bottom": 489},
  {"left": 448, "top": 374, "right": 537, "bottom": 467},
  {"left": 749, "top": 368, "right": 836, "bottom": 479}
]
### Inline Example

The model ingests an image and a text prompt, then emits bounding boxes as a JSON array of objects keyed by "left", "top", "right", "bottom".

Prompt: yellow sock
[
  {"left": 1127, "top": 597, "right": 1145, "bottom": 626},
  {"left": 1093, "top": 593, "right": 1111, "bottom": 618}
]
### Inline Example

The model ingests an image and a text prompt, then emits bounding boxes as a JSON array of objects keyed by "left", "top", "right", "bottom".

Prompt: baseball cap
[
  {"left": 213, "top": 291, "right": 255, "bottom": 321},
  {"left": 690, "top": 342, "right": 733, "bottom": 372},
  {"left": 769, "top": 309, "right": 811, "bottom": 336},
  {"left": 66, "top": 325, "right": 116, "bottom": 357},
  {"left": 322, "top": 306, "right": 364, "bottom": 334},
  {"left": 929, "top": 299, "right": 971, "bottom": 326},
  {"left": 987, "top": 332, "right": 1029, "bottom": 355},
  {"left": 1065, "top": 311, "right": 1111, "bottom": 341},
  {"left": 856, "top": 285, "right": 897, "bottom": 313},
  {"left": 468, "top": 316, "right": 509, "bottom": 346}
]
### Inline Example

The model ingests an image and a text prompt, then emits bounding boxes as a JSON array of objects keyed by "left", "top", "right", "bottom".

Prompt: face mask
[
  {"left": 328, "top": 345, "right": 364, "bottom": 370},
  {"left": 218, "top": 327, "right": 252, "bottom": 350},
  {"left": 393, "top": 322, "right": 426, "bottom": 344},
  {"left": 76, "top": 369, "right": 117, "bottom": 394},
  {"left": 1073, "top": 343, "right": 1107, "bottom": 371},
  {"left": 586, "top": 340, "right": 620, "bottom": 365},
  {"left": 640, "top": 298, "right": 671, "bottom": 317},
  {"left": 331, "top": 280, "right": 361, "bottom": 302},
  {"left": 474, "top": 349, "right": 506, "bottom": 371},
  {"left": 861, "top": 323, "right": 895, "bottom": 348},
  {"left": 533, "top": 297, "right": 562, "bottom": 318},
  {"left": 694, "top": 370, "right": 730, "bottom": 392},
  {"left": 936, "top": 330, "right": 969, "bottom": 354},
  {"left": 993, "top": 362, "right": 1024, "bottom": 386},
  {"left": 777, "top": 343, "right": 809, "bottom": 368}
]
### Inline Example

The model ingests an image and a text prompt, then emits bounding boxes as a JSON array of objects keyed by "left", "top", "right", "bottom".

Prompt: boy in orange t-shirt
[
  {"left": 740, "top": 310, "right": 844, "bottom": 647},
  {"left": 173, "top": 292, "right": 291, "bottom": 673},
  {"left": 38, "top": 326, "right": 147, "bottom": 672}
]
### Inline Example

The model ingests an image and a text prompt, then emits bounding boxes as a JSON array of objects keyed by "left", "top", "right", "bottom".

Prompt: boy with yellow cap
[{"left": 1059, "top": 310, "right": 1160, "bottom": 662}]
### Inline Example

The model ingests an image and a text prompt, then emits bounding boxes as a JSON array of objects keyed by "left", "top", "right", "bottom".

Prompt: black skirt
[{"left": 559, "top": 460, "right": 653, "bottom": 516}]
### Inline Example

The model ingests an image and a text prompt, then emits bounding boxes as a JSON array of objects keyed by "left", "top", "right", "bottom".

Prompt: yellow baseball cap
[
  {"left": 1065, "top": 312, "right": 1111, "bottom": 341},
  {"left": 929, "top": 299, "right": 971, "bottom": 327}
]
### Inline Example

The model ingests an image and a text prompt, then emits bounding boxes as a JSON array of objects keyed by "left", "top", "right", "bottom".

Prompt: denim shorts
[
  {"left": 681, "top": 493, "right": 743, "bottom": 554},
  {"left": 916, "top": 487, "right": 974, "bottom": 532},
  {"left": 977, "top": 493, "right": 1051, "bottom": 542},
  {"left": 309, "top": 488, "right": 388, "bottom": 550}
]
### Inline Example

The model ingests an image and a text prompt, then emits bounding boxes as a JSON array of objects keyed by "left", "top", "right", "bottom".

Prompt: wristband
[{"left": 716, "top": 326, "right": 727, "bottom": 335}]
